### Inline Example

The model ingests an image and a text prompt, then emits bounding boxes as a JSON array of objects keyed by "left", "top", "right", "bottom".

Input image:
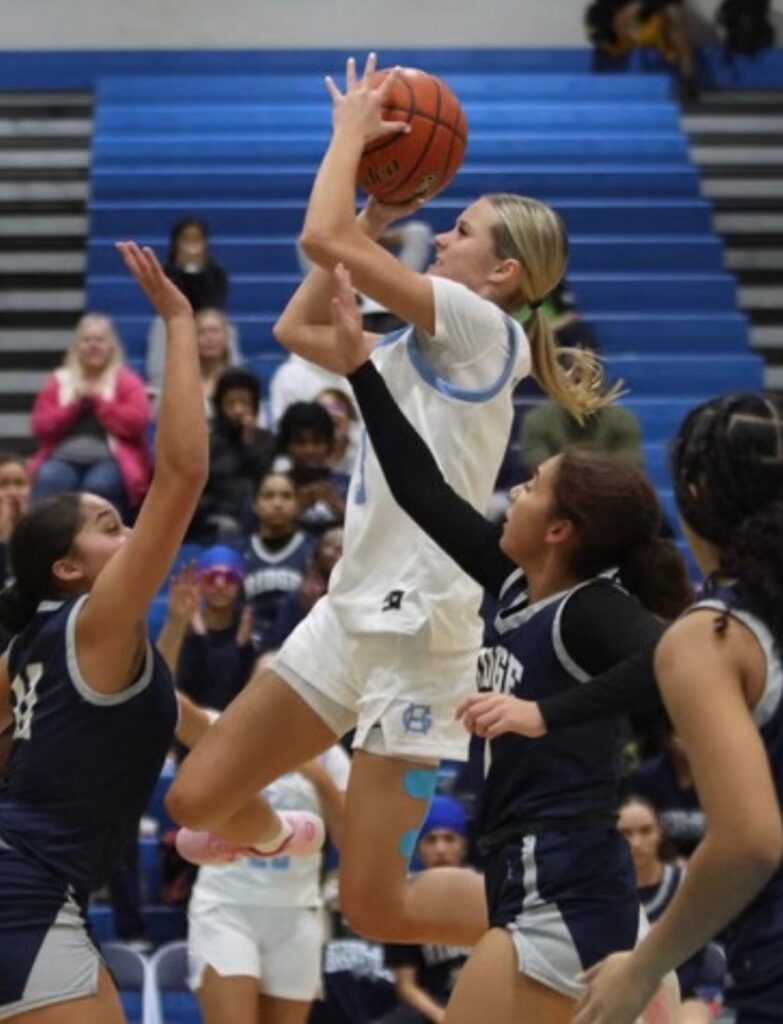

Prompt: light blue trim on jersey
[
  {"left": 405, "top": 316, "right": 520, "bottom": 404},
  {"left": 694, "top": 599, "right": 783, "bottom": 728},
  {"left": 354, "top": 428, "right": 368, "bottom": 505},
  {"left": 65, "top": 595, "right": 156, "bottom": 706},
  {"left": 376, "top": 326, "right": 410, "bottom": 350}
]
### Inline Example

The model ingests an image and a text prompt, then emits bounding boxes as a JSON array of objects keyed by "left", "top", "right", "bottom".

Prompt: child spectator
[
  {"left": 189, "top": 369, "right": 276, "bottom": 544},
  {"left": 157, "top": 549, "right": 257, "bottom": 712},
  {"left": 316, "top": 387, "right": 361, "bottom": 476},
  {"left": 269, "top": 526, "right": 344, "bottom": 650},
  {"left": 242, "top": 471, "right": 314, "bottom": 651},
  {"left": 381, "top": 797, "right": 472, "bottom": 1024},
  {"left": 164, "top": 218, "right": 228, "bottom": 312},
  {"left": 275, "top": 402, "right": 349, "bottom": 531},
  {"left": 29, "top": 313, "right": 151, "bottom": 518}
]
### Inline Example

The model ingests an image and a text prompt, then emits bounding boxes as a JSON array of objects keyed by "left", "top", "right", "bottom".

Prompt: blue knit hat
[
  {"left": 197, "top": 545, "right": 244, "bottom": 582},
  {"left": 420, "top": 796, "right": 468, "bottom": 838}
]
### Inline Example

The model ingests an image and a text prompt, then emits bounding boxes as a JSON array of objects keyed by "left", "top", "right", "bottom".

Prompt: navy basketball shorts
[
  {"left": 0, "top": 843, "right": 99, "bottom": 1019},
  {"left": 484, "top": 827, "right": 643, "bottom": 999}
]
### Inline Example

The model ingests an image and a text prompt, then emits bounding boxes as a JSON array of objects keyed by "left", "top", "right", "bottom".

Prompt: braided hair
[{"left": 671, "top": 393, "right": 783, "bottom": 636}]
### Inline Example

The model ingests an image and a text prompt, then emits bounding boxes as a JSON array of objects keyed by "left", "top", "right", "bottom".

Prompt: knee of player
[
  {"left": 164, "top": 775, "right": 215, "bottom": 829},
  {"left": 341, "top": 888, "right": 410, "bottom": 942}
]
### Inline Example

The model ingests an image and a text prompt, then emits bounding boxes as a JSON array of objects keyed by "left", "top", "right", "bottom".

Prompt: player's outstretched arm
[{"left": 76, "top": 244, "right": 208, "bottom": 694}]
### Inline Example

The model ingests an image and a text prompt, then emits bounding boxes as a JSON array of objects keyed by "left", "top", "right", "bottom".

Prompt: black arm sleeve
[
  {"left": 348, "top": 360, "right": 515, "bottom": 596},
  {"left": 539, "top": 581, "right": 665, "bottom": 730}
]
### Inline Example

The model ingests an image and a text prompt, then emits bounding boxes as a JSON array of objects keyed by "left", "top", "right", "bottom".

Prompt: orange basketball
[{"left": 357, "top": 68, "right": 468, "bottom": 205}]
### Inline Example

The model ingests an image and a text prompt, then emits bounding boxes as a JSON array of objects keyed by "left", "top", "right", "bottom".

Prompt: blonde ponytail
[
  {"left": 526, "top": 309, "right": 623, "bottom": 424},
  {"left": 486, "top": 193, "right": 622, "bottom": 424}
]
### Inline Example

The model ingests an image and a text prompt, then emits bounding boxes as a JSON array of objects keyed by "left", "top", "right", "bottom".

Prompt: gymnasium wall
[{"left": 1, "top": 0, "right": 782, "bottom": 50}]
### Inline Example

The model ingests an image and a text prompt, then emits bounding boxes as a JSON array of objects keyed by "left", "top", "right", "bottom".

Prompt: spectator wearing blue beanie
[{"left": 157, "top": 546, "right": 258, "bottom": 717}]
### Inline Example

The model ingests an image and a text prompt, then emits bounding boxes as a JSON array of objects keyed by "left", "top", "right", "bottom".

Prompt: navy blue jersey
[
  {"left": 691, "top": 584, "right": 783, "bottom": 1015},
  {"left": 0, "top": 597, "right": 177, "bottom": 893},
  {"left": 478, "top": 571, "right": 627, "bottom": 839},
  {"left": 242, "top": 533, "right": 312, "bottom": 645}
]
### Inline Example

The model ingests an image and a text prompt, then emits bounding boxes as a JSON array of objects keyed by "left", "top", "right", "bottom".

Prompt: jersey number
[{"left": 11, "top": 663, "right": 43, "bottom": 741}]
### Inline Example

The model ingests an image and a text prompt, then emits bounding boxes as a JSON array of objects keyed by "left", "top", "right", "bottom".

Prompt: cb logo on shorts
[{"left": 402, "top": 702, "right": 433, "bottom": 735}]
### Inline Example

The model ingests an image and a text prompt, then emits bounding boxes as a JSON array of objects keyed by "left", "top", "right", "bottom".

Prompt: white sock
[{"left": 252, "top": 815, "right": 293, "bottom": 855}]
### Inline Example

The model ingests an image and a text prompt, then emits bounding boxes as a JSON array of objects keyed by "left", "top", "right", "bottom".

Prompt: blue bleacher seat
[
  {"left": 100, "top": 942, "right": 147, "bottom": 1024},
  {"left": 148, "top": 941, "right": 201, "bottom": 1024}
]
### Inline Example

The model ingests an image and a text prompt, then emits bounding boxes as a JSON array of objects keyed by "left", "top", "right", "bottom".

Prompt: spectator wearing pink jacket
[{"left": 30, "top": 314, "right": 152, "bottom": 517}]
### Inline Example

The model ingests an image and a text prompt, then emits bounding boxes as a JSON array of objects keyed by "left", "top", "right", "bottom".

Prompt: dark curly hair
[
  {"left": 553, "top": 447, "right": 693, "bottom": 619},
  {"left": 671, "top": 393, "right": 783, "bottom": 637}
]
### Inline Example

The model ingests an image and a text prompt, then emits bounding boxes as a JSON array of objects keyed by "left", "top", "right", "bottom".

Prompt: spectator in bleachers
[
  {"left": 242, "top": 471, "right": 314, "bottom": 650},
  {"left": 275, "top": 402, "right": 348, "bottom": 532},
  {"left": 619, "top": 796, "right": 726, "bottom": 1018},
  {"left": 629, "top": 731, "right": 704, "bottom": 857},
  {"left": 157, "top": 550, "right": 257, "bottom": 712},
  {"left": 0, "top": 452, "right": 30, "bottom": 586},
  {"left": 519, "top": 400, "right": 643, "bottom": 474},
  {"left": 586, "top": 0, "right": 700, "bottom": 101},
  {"left": 29, "top": 313, "right": 152, "bottom": 519},
  {"left": 316, "top": 386, "right": 361, "bottom": 475},
  {"left": 717, "top": 0, "right": 775, "bottom": 56},
  {"left": 188, "top": 368, "right": 276, "bottom": 544},
  {"left": 146, "top": 306, "right": 242, "bottom": 401},
  {"left": 269, "top": 526, "right": 344, "bottom": 651},
  {"left": 381, "top": 797, "right": 472, "bottom": 1024},
  {"left": 165, "top": 217, "right": 228, "bottom": 313}
]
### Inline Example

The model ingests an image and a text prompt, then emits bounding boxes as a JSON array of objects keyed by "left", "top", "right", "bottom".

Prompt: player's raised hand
[
  {"left": 330, "top": 263, "right": 371, "bottom": 373},
  {"left": 116, "top": 242, "right": 192, "bottom": 322},
  {"left": 325, "top": 54, "right": 410, "bottom": 145}
]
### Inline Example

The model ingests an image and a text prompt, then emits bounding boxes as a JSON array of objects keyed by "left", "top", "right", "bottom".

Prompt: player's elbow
[{"left": 299, "top": 229, "right": 339, "bottom": 268}]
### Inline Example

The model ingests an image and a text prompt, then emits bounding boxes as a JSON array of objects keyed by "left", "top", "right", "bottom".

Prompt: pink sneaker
[
  {"left": 253, "top": 812, "right": 325, "bottom": 858},
  {"left": 175, "top": 828, "right": 255, "bottom": 867}
]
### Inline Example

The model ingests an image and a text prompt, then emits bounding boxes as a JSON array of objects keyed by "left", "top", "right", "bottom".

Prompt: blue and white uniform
[
  {"left": 0, "top": 597, "right": 176, "bottom": 1018},
  {"left": 691, "top": 584, "right": 783, "bottom": 1022},
  {"left": 242, "top": 532, "right": 312, "bottom": 648},
  {"left": 273, "top": 279, "right": 530, "bottom": 760},
  {"left": 188, "top": 744, "right": 350, "bottom": 1001}
]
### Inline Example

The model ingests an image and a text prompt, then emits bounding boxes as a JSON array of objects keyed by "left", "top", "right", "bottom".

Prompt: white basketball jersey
[{"left": 328, "top": 277, "right": 531, "bottom": 652}]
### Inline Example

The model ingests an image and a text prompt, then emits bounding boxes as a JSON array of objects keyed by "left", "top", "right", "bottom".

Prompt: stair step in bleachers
[
  {"left": 91, "top": 165, "right": 702, "bottom": 201},
  {"left": 89, "top": 198, "right": 715, "bottom": 237},
  {"left": 87, "top": 234, "right": 725, "bottom": 275},
  {"left": 90, "top": 271, "right": 739, "bottom": 317},
  {"left": 98, "top": 72, "right": 674, "bottom": 104},
  {"left": 603, "top": 354, "right": 763, "bottom": 394}
]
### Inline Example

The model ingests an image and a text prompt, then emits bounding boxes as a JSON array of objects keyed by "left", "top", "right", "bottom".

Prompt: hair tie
[{"left": 529, "top": 299, "right": 543, "bottom": 310}]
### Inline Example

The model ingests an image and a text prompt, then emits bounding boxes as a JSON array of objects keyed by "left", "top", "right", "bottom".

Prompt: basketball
[{"left": 357, "top": 68, "right": 468, "bottom": 205}]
